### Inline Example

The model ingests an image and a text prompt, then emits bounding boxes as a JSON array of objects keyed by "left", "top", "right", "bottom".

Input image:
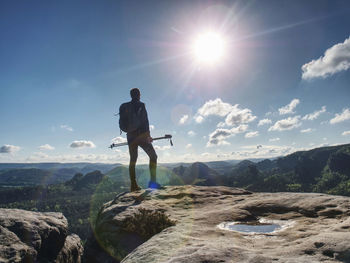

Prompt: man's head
[{"left": 130, "top": 88, "right": 140, "bottom": 100}]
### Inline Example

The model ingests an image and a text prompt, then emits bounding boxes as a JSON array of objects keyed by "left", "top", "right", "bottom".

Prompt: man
[{"left": 125, "top": 88, "right": 160, "bottom": 191}]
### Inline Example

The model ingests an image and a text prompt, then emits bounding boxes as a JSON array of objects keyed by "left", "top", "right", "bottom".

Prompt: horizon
[
  {"left": 1, "top": 0, "right": 350, "bottom": 164},
  {"left": 1, "top": 141, "right": 348, "bottom": 165}
]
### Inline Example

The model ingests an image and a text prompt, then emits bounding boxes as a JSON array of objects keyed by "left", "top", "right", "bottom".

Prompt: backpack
[{"left": 119, "top": 102, "right": 144, "bottom": 133}]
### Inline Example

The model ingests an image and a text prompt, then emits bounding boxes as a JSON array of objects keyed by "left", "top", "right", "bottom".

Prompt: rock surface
[
  {"left": 89, "top": 185, "right": 350, "bottom": 263},
  {"left": 0, "top": 208, "right": 83, "bottom": 263}
]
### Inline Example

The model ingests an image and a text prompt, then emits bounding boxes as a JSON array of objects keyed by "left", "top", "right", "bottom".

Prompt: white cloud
[
  {"left": 150, "top": 125, "right": 155, "bottom": 131},
  {"left": 195, "top": 115, "right": 204, "bottom": 123},
  {"left": 278, "top": 99, "right": 300, "bottom": 115},
  {"left": 154, "top": 145, "right": 171, "bottom": 151},
  {"left": 207, "top": 139, "right": 231, "bottom": 147},
  {"left": 245, "top": 131, "right": 259, "bottom": 138},
  {"left": 179, "top": 114, "right": 189, "bottom": 125},
  {"left": 342, "top": 131, "right": 350, "bottom": 136},
  {"left": 0, "top": 144, "right": 21, "bottom": 154},
  {"left": 224, "top": 105, "right": 256, "bottom": 126},
  {"left": 217, "top": 122, "right": 226, "bottom": 127},
  {"left": 330, "top": 108, "right": 350, "bottom": 124},
  {"left": 70, "top": 140, "right": 96, "bottom": 148},
  {"left": 235, "top": 144, "right": 296, "bottom": 159},
  {"left": 269, "top": 116, "right": 302, "bottom": 131},
  {"left": 195, "top": 98, "right": 256, "bottom": 127},
  {"left": 61, "top": 124, "right": 73, "bottom": 132},
  {"left": 302, "top": 36, "right": 350, "bottom": 80},
  {"left": 231, "top": 124, "right": 249, "bottom": 134},
  {"left": 30, "top": 152, "right": 49, "bottom": 159},
  {"left": 302, "top": 106, "right": 326, "bottom": 120},
  {"left": 197, "top": 98, "right": 233, "bottom": 117},
  {"left": 207, "top": 128, "right": 233, "bottom": 147},
  {"left": 38, "top": 144, "right": 55, "bottom": 151},
  {"left": 207, "top": 125, "right": 248, "bottom": 147},
  {"left": 300, "top": 128, "right": 314, "bottom": 133},
  {"left": 24, "top": 153, "right": 126, "bottom": 164},
  {"left": 185, "top": 144, "right": 192, "bottom": 149},
  {"left": 269, "top": 137, "right": 280, "bottom": 142},
  {"left": 258, "top": 118, "right": 272, "bottom": 126},
  {"left": 111, "top": 137, "right": 127, "bottom": 144},
  {"left": 187, "top": 130, "right": 196, "bottom": 137}
]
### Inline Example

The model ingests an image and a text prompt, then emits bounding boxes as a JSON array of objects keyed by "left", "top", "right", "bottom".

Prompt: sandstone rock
[
  {"left": 0, "top": 208, "right": 83, "bottom": 263},
  {"left": 56, "top": 234, "right": 84, "bottom": 263},
  {"left": 89, "top": 185, "right": 350, "bottom": 263}
]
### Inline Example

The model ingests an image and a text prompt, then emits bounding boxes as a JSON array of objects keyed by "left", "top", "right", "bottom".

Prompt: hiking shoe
[{"left": 148, "top": 181, "right": 163, "bottom": 189}]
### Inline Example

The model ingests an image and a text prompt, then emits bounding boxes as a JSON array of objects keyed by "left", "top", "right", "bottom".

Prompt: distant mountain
[
  {"left": 0, "top": 163, "right": 119, "bottom": 174},
  {"left": 204, "top": 160, "right": 238, "bottom": 174},
  {"left": 66, "top": 170, "right": 105, "bottom": 190},
  {"left": 0, "top": 169, "right": 52, "bottom": 187},
  {"left": 232, "top": 160, "right": 255, "bottom": 170},
  {"left": 0, "top": 168, "right": 89, "bottom": 186},
  {"left": 168, "top": 143, "right": 350, "bottom": 196},
  {"left": 225, "top": 143, "right": 350, "bottom": 196},
  {"left": 1, "top": 143, "right": 349, "bottom": 195},
  {"left": 172, "top": 162, "right": 222, "bottom": 186},
  {"left": 255, "top": 159, "right": 275, "bottom": 171},
  {"left": 0, "top": 163, "right": 120, "bottom": 187},
  {"left": 162, "top": 159, "right": 265, "bottom": 174}
]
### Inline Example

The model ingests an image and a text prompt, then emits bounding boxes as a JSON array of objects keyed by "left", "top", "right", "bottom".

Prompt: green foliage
[
  {"left": 327, "top": 180, "right": 350, "bottom": 196},
  {"left": 0, "top": 170, "right": 124, "bottom": 241},
  {"left": 328, "top": 150, "right": 350, "bottom": 176},
  {"left": 1, "top": 143, "right": 350, "bottom": 250},
  {"left": 287, "top": 183, "right": 302, "bottom": 192},
  {"left": 313, "top": 164, "right": 350, "bottom": 195},
  {"left": 0, "top": 165, "right": 177, "bottom": 243},
  {"left": 224, "top": 144, "right": 350, "bottom": 196},
  {"left": 232, "top": 165, "right": 262, "bottom": 188}
]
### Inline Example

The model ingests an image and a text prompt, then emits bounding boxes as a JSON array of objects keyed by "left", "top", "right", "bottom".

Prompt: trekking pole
[{"left": 109, "top": 134, "right": 173, "bottom": 149}]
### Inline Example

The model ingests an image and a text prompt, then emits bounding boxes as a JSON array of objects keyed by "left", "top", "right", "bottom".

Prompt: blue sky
[{"left": 1, "top": 0, "right": 350, "bottom": 164}]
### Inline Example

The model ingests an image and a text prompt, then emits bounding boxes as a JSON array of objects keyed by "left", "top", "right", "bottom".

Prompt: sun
[{"left": 192, "top": 32, "right": 226, "bottom": 65}]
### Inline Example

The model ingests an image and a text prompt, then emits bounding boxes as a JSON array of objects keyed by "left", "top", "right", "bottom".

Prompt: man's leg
[
  {"left": 140, "top": 142, "right": 158, "bottom": 184},
  {"left": 128, "top": 142, "right": 140, "bottom": 191}
]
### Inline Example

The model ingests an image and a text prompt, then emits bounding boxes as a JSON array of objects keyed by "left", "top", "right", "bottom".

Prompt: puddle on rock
[{"left": 217, "top": 218, "right": 294, "bottom": 234}]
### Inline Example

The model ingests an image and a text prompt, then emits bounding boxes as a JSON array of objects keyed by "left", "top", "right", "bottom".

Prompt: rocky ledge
[
  {"left": 87, "top": 185, "right": 350, "bottom": 263},
  {"left": 0, "top": 208, "right": 83, "bottom": 263}
]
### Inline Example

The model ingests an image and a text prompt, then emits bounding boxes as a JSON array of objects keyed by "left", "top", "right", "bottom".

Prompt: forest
[{"left": 0, "top": 143, "right": 349, "bottom": 242}]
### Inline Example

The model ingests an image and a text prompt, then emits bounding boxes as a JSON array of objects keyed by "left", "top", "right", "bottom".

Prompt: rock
[
  {"left": 88, "top": 185, "right": 350, "bottom": 263},
  {"left": 0, "top": 208, "right": 83, "bottom": 263},
  {"left": 57, "top": 234, "right": 84, "bottom": 263}
]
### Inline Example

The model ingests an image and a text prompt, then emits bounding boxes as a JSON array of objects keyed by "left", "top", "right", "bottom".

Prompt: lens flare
[{"left": 193, "top": 32, "right": 226, "bottom": 65}]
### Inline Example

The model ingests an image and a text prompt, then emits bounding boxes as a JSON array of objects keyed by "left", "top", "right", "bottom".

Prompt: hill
[
  {"left": 224, "top": 143, "right": 350, "bottom": 195},
  {"left": 0, "top": 162, "right": 119, "bottom": 173},
  {"left": 172, "top": 162, "right": 222, "bottom": 185},
  {"left": 167, "top": 143, "right": 350, "bottom": 196},
  {"left": 0, "top": 163, "right": 119, "bottom": 187}
]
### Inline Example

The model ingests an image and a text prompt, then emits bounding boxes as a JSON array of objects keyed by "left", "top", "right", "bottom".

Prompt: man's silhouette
[{"left": 126, "top": 88, "right": 159, "bottom": 191}]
